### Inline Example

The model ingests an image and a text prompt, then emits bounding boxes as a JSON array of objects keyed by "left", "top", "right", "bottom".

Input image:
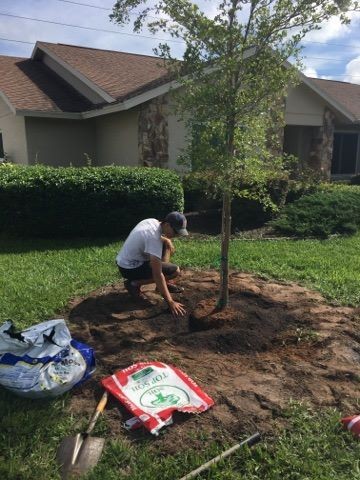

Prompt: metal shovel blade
[{"left": 57, "top": 433, "right": 105, "bottom": 479}]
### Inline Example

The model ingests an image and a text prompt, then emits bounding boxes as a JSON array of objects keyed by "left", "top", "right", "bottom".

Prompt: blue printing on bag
[
  {"left": 0, "top": 347, "right": 70, "bottom": 366},
  {"left": 70, "top": 339, "right": 96, "bottom": 387},
  {"left": 0, "top": 340, "right": 95, "bottom": 389}
]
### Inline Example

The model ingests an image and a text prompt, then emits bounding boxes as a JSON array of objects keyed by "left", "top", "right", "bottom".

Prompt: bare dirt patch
[{"left": 66, "top": 270, "right": 360, "bottom": 453}]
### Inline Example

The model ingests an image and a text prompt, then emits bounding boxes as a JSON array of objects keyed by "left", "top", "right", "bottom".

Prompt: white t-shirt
[{"left": 116, "top": 218, "right": 163, "bottom": 269}]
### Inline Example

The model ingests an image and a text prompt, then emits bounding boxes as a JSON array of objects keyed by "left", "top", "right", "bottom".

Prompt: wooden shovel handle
[{"left": 85, "top": 391, "right": 108, "bottom": 435}]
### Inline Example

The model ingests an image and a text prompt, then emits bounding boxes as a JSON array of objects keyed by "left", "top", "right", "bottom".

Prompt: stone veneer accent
[
  {"left": 138, "top": 97, "right": 169, "bottom": 167},
  {"left": 267, "top": 98, "right": 286, "bottom": 157},
  {"left": 308, "top": 107, "right": 335, "bottom": 180}
]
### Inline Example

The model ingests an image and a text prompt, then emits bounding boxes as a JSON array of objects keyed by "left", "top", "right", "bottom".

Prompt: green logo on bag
[
  {"left": 140, "top": 385, "right": 190, "bottom": 408},
  {"left": 131, "top": 367, "right": 154, "bottom": 381}
]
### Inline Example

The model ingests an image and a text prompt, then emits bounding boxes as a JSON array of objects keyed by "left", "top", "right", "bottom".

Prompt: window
[
  {"left": 0, "top": 132, "right": 4, "bottom": 159},
  {"left": 331, "top": 133, "right": 359, "bottom": 175}
]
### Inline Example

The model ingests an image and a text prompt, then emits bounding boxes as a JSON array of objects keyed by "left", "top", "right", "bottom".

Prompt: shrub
[
  {"left": 0, "top": 165, "right": 184, "bottom": 237},
  {"left": 183, "top": 170, "right": 289, "bottom": 230},
  {"left": 182, "top": 171, "right": 220, "bottom": 212},
  {"left": 271, "top": 184, "right": 360, "bottom": 238}
]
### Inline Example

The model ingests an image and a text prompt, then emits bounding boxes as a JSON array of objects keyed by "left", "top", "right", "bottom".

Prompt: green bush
[
  {"left": 182, "top": 171, "right": 220, "bottom": 212},
  {"left": 285, "top": 178, "right": 319, "bottom": 203},
  {"left": 0, "top": 165, "right": 184, "bottom": 237},
  {"left": 271, "top": 184, "right": 360, "bottom": 238},
  {"left": 183, "top": 171, "right": 289, "bottom": 230}
]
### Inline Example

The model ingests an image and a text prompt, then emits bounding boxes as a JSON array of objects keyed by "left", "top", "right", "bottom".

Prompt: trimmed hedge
[
  {"left": 183, "top": 171, "right": 289, "bottom": 230},
  {"left": 271, "top": 184, "right": 360, "bottom": 238},
  {"left": 0, "top": 165, "right": 184, "bottom": 237}
]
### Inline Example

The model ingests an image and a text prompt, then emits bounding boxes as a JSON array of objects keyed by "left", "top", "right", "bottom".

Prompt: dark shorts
[{"left": 118, "top": 261, "right": 178, "bottom": 281}]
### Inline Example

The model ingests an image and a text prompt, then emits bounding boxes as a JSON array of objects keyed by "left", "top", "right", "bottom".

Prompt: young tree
[{"left": 111, "top": 0, "right": 358, "bottom": 309}]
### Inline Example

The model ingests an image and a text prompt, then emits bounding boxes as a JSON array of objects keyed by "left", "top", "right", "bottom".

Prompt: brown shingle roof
[
  {"left": 0, "top": 55, "right": 92, "bottom": 113},
  {"left": 2, "top": 41, "right": 360, "bottom": 119},
  {"left": 38, "top": 42, "right": 170, "bottom": 102},
  {"left": 309, "top": 78, "right": 360, "bottom": 121}
]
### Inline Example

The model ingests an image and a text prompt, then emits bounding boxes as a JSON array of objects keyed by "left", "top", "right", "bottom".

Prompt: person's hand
[
  {"left": 168, "top": 300, "right": 186, "bottom": 317},
  {"left": 162, "top": 236, "right": 175, "bottom": 255}
]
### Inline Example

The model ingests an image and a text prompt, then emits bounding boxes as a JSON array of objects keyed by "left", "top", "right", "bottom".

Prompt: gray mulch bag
[{"left": 0, "top": 319, "right": 95, "bottom": 398}]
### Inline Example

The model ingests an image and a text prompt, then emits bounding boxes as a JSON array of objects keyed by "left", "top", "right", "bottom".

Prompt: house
[
  {"left": 284, "top": 78, "right": 360, "bottom": 178},
  {"left": 0, "top": 41, "right": 360, "bottom": 178}
]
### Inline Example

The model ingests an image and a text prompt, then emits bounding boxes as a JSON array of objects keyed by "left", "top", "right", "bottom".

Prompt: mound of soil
[{"left": 66, "top": 270, "right": 360, "bottom": 453}]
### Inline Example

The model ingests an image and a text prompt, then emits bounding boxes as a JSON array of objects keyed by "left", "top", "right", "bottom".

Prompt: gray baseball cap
[{"left": 165, "top": 211, "right": 189, "bottom": 236}]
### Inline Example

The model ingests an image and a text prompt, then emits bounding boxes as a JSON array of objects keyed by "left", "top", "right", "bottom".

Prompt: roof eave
[
  {"left": 16, "top": 109, "right": 82, "bottom": 119},
  {"left": 82, "top": 78, "right": 180, "bottom": 118},
  {"left": 299, "top": 72, "right": 357, "bottom": 123}
]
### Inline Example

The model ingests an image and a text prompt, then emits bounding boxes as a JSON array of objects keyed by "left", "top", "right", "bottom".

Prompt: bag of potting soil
[
  {"left": 0, "top": 319, "right": 95, "bottom": 398},
  {"left": 101, "top": 361, "right": 214, "bottom": 435}
]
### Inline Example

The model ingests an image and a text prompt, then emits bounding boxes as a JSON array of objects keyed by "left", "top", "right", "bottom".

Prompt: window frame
[
  {"left": 331, "top": 130, "right": 360, "bottom": 177},
  {"left": 0, "top": 131, "right": 4, "bottom": 159}
]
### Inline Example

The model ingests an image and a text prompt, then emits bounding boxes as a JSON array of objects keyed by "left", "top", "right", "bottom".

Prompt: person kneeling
[{"left": 116, "top": 212, "right": 188, "bottom": 317}]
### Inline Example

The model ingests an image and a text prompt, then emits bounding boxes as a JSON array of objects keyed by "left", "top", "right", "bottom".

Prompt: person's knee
[
  {"left": 172, "top": 266, "right": 181, "bottom": 278},
  {"left": 164, "top": 265, "right": 180, "bottom": 279}
]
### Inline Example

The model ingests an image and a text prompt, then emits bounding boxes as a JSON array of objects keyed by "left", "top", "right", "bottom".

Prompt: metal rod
[{"left": 178, "top": 432, "right": 261, "bottom": 480}]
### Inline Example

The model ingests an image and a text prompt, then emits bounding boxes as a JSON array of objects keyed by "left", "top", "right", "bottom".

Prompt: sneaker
[
  {"left": 167, "top": 283, "right": 184, "bottom": 294},
  {"left": 124, "top": 280, "right": 148, "bottom": 300},
  {"left": 155, "top": 283, "right": 184, "bottom": 294}
]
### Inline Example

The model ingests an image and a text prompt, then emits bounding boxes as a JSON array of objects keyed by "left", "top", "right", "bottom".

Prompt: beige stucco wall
[
  {"left": 95, "top": 108, "right": 139, "bottom": 166},
  {"left": 165, "top": 91, "right": 188, "bottom": 170},
  {"left": 2, "top": 77, "right": 343, "bottom": 170},
  {"left": 25, "top": 117, "right": 96, "bottom": 166},
  {"left": 0, "top": 97, "right": 28, "bottom": 164},
  {"left": 285, "top": 83, "right": 326, "bottom": 126},
  {"left": 95, "top": 99, "right": 187, "bottom": 168},
  {"left": 1, "top": 97, "right": 186, "bottom": 169},
  {"left": 167, "top": 110, "right": 187, "bottom": 171}
]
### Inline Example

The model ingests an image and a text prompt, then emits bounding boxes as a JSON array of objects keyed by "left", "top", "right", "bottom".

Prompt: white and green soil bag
[
  {"left": 0, "top": 319, "right": 95, "bottom": 398},
  {"left": 101, "top": 362, "right": 214, "bottom": 435}
]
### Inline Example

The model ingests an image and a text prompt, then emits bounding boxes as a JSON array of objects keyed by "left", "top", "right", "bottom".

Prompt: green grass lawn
[
  {"left": 1, "top": 234, "right": 360, "bottom": 479},
  {"left": 2, "top": 233, "right": 360, "bottom": 328}
]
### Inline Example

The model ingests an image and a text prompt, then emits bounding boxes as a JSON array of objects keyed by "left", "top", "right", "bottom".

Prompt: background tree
[{"left": 111, "top": 0, "right": 359, "bottom": 309}]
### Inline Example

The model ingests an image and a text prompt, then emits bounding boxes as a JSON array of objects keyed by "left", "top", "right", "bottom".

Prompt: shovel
[{"left": 57, "top": 391, "right": 108, "bottom": 479}]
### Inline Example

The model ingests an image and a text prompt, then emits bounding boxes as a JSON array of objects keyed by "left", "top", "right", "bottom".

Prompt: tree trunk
[
  {"left": 217, "top": 50, "right": 236, "bottom": 309},
  {"left": 218, "top": 191, "right": 232, "bottom": 309}
]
